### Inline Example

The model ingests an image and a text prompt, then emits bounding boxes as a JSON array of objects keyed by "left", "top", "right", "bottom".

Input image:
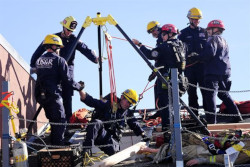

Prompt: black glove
[
  {"left": 186, "top": 52, "right": 199, "bottom": 65},
  {"left": 78, "top": 81, "right": 85, "bottom": 91},
  {"left": 148, "top": 72, "right": 156, "bottom": 82},
  {"left": 187, "top": 52, "right": 199, "bottom": 58},
  {"left": 141, "top": 132, "right": 150, "bottom": 142}
]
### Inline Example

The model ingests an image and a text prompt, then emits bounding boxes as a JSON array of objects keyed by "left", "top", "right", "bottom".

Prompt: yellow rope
[
  {"left": 1, "top": 100, "right": 20, "bottom": 134},
  {"left": 83, "top": 151, "right": 108, "bottom": 166}
]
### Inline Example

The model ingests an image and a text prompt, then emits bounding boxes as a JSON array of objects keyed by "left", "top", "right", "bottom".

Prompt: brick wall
[{"left": 0, "top": 34, "right": 47, "bottom": 149}]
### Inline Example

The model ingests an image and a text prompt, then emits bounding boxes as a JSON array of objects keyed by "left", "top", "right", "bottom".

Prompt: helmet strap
[
  {"left": 189, "top": 20, "right": 197, "bottom": 28},
  {"left": 50, "top": 45, "right": 60, "bottom": 52},
  {"left": 211, "top": 28, "right": 222, "bottom": 35},
  {"left": 62, "top": 27, "right": 66, "bottom": 36},
  {"left": 61, "top": 27, "right": 70, "bottom": 38}
]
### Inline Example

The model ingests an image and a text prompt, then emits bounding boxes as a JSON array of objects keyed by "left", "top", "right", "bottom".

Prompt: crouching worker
[
  {"left": 35, "top": 34, "right": 84, "bottom": 145},
  {"left": 79, "top": 89, "right": 150, "bottom": 156}
]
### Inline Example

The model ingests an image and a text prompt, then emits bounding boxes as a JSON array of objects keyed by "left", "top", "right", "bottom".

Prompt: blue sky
[{"left": 1, "top": 0, "right": 250, "bottom": 112}]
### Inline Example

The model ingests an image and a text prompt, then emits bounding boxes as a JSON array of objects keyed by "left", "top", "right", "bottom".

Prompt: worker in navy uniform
[
  {"left": 132, "top": 21, "right": 163, "bottom": 108},
  {"left": 31, "top": 16, "right": 98, "bottom": 123},
  {"left": 35, "top": 34, "right": 84, "bottom": 145},
  {"left": 135, "top": 24, "right": 186, "bottom": 140},
  {"left": 193, "top": 20, "right": 243, "bottom": 124},
  {"left": 178, "top": 7, "right": 207, "bottom": 116},
  {"left": 79, "top": 89, "right": 149, "bottom": 156}
]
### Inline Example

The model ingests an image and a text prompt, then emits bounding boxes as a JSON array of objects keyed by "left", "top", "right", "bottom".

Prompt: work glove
[
  {"left": 148, "top": 72, "right": 156, "bottom": 82},
  {"left": 78, "top": 81, "right": 85, "bottom": 91},
  {"left": 186, "top": 52, "right": 199, "bottom": 65},
  {"left": 141, "top": 132, "right": 150, "bottom": 142}
]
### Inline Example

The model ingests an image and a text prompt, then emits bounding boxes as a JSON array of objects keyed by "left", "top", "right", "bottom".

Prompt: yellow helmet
[
  {"left": 187, "top": 8, "right": 202, "bottom": 19},
  {"left": 147, "top": 21, "right": 160, "bottom": 33},
  {"left": 122, "top": 89, "right": 138, "bottom": 106},
  {"left": 43, "top": 34, "right": 64, "bottom": 48},
  {"left": 60, "top": 16, "right": 78, "bottom": 31}
]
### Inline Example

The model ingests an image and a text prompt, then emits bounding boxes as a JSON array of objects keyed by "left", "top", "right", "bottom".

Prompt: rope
[
  {"left": 111, "top": 36, "right": 154, "bottom": 49},
  {"left": 139, "top": 81, "right": 155, "bottom": 101},
  {"left": 187, "top": 82, "right": 250, "bottom": 93},
  {"left": 0, "top": 91, "right": 14, "bottom": 107},
  {"left": 185, "top": 61, "right": 199, "bottom": 68},
  {"left": 1, "top": 91, "right": 19, "bottom": 134},
  {"left": 186, "top": 105, "right": 250, "bottom": 117},
  {"left": 83, "top": 151, "right": 108, "bottom": 166},
  {"left": 105, "top": 32, "right": 117, "bottom": 106},
  {"left": 144, "top": 117, "right": 162, "bottom": 127},
  {"left": 14, "top": 106, "right": 168, "bottom": 126}
]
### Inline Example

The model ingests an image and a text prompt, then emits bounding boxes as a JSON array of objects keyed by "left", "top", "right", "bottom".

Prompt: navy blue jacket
[
  {"left": 82, "top": 94, "right": 144, "bottom": 136},
  {"left": 144, "top": 39, "right": 184, "bottom": 95},
  {"left": 140, "top": 31, "right": 163, "bottom": 67},
  {"left": 146, "top": 39, "right": 182, "bottom": 74},
  {"left": 199, "top": 35, "right": 231, "bottom": 76},
  {"left": 178, "top": 26, "right": 207, "bottom": 56},
  {"left": 31, "top": 32, "right": 97, "bottom": 68},
  {"left": 35, "top": 52, "right": 81, "bottom": 97}
]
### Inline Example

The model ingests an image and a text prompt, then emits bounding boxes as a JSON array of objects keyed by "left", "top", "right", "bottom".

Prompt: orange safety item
[
  {"left": 144, "top": 117, "right": 162, "bottom": 127},
  {"left": 220, "top": 100, "right": 250, "bottom": 114},
  {"left": 0, "top": 92, "right": 13, "bottom": 107},
  {"left": 69, "top": 108, "right": 89, "bottom": 128}
]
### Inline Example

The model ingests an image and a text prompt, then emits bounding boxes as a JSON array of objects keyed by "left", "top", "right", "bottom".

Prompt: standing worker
[
  {"left": 132, "top": 21, "right": 163, "bottom": 109},
  {"left": 178, "top": 7, "right": 207, "bottom": 115},
  {"left": 133, "top": 21, "right": 163, "bottom": 76},
  {"left": 30, "top": 16, "right": 98, "bottom": 123},
  {"left": 35, "top": 34, "right": 84, "bottom": 145},
  {"left": 134, "top": 24, "right": 185, "bottom": 140},
  {"left": 79, "top": 89, "right": 149, "bottom": 155},
  {"left": 193, "top": 20, "right": 243, "bottom": 123}
]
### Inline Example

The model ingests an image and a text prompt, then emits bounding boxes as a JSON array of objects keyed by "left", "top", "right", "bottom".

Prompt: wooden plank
[
  {"left": 207, "top": 123, "right": 250, "bottom": 131},
  {"left": 91, "top": 142, "right": 146, "bottom": 167}
]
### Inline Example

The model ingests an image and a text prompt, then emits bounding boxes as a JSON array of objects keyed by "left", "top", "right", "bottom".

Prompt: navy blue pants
[
  {"left": 62, "top": 86, "right": 73, "bottom": 122},
  {"left": 155, "top": 79, "right": 170, "bottom": 128},
  {"left": 204, "top": 75, "right": 241, "bottom": 124},
  {"left": 83, "top": 119, "right": 119, "bottom": 156},
  {"left": 185, "top": 63, "right": 207, "bottom": 115},
  {"left": 42, "top": 95, "right": 66, "bottom": 145},
  {"left": 62, "top": 65, "right": 74, "bottom": 122}
]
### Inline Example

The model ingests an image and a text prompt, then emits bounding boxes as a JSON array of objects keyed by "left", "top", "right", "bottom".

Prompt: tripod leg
[
  {"left": 180, "top": 99, "right": 210, "bottom": 135},
  {"left": 27, "top": 105, "right": 43, "bottom": 134}
]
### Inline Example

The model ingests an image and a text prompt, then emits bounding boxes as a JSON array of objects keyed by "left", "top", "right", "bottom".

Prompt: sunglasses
[{"left": 147, "top": 27, "right": 157, "bottom": 34}]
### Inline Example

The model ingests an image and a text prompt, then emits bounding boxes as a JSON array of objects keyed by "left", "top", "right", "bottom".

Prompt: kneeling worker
[{"left": 79, "top": 89, "right": 150, "bottom": 155}]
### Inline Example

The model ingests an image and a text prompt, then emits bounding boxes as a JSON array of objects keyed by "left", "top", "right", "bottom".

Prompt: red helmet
[
  {"left": 161, "top": 24, "right": 178, "bottom": 34},
  {"left": 207, "top": 20, "right": 225, "bottom": 30}
]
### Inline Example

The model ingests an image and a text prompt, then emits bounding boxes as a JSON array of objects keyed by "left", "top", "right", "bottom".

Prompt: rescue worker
[
  {"left": 178, "top": 7, "right": 207, "bottom": 116},
  {"left": 193, "top": 20, "right": 243, "bottom": 123},
  {"left": 135, "top": 24, "right": 185, "bottom": 140},
  {"left": 30, "top": 16, "right": 98, "bottom": 123},
  {"left": 79, "top": 89, "right": 150, "bottom": 156},
  {"left": 35, "top": 34, "right": 84, "bottom": 145},
  {"left": 132, "top": 21, "right": 163, "bottom": 107},
  {"left": 139, "top": 130, "right": 250, "bottom": 166}
]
